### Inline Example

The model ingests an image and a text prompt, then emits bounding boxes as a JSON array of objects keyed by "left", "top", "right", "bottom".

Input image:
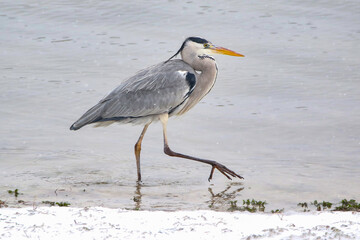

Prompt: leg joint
[
  {"left": 134, "top": 142, "right": 141, "bottom": 152},
  {"left": 164, "top": 145, "right": 175, "bottom": 156}
]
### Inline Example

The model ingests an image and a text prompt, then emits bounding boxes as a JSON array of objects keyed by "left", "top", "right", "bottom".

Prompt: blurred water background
[{"left": 0, "top": 0, "right": 359, "bottom": 211}]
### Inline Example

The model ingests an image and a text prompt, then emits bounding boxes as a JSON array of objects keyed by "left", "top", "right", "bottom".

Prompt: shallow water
[{"left": 0, "top": 0, "right": 359, "bottom": 211}]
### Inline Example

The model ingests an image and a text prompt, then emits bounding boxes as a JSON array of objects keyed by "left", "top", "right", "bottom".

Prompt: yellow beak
[{"left": 211, "top": 46, "right": 244, "bottom": 57}]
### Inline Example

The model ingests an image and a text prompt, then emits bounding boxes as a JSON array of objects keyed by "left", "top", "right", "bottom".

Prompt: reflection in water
[
  {"left": 132, "top": 182, "right": 243, "bottom": 211},
  {"left": 133, "top": 182, "right": 142, "bottom": 210},
  {"left": 207, "top": 183, "right": 244, "bottom": 210}
]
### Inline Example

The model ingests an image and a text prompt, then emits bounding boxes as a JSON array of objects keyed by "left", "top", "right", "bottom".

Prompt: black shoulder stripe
[
  {"left": 168, "top": 72, "right": 196, "bottom": 115},
  {"left": 185, "top": 72, "right": 196, "bottom": 92}
]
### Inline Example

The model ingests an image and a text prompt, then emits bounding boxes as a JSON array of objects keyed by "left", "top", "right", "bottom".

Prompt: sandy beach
[{"left": 1, "top": 207, "right": 359, "bottom": 240}]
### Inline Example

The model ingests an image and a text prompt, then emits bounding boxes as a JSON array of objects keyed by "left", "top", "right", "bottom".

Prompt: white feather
[{"left": 177, "top": 70, "right": 188, "bottom": 78}]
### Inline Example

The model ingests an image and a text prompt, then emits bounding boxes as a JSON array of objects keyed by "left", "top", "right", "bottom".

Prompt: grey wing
[{"left": 70, "top": 60, "right": 196, "bottom": 130}]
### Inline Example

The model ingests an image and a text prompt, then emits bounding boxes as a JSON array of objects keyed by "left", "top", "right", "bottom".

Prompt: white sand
[{"left": 0, "top": 207, "right": 359, "bottom": 239}]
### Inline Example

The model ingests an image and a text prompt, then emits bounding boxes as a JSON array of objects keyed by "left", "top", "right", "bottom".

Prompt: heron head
[{"left": 167, "top": 37, "right": 244, "bottom": 62}]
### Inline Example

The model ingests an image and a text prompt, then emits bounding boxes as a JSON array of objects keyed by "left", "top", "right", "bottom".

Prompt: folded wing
[{"left": 70, "top": 60, "right": 196, "bottom": 130}]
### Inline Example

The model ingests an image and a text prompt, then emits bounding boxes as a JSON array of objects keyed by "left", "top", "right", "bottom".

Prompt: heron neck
[
  {"left": 197, "top": 59, "right": 218, "bottom": 94},
  {"left": 175, "top": 60, "right": 217, "bottom": 116},
  {"left": 181, "top": 52, "right": 218, "bottom": 97}
]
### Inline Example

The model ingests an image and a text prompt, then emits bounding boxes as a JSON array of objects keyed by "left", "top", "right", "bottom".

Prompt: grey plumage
[{"left": 70, "top": 60, "right": 196, "bottom": 130}]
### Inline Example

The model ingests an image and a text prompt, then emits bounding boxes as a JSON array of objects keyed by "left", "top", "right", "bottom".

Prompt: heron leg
[
  {"left": 159, "top": 114, "right": 243, "bottom": 181},
  {"left": 134, "top": 122, "right": 151, "bottom": 182}
]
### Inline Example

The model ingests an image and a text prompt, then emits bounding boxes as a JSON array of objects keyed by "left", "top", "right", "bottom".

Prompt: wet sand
[{"left": 0, "top": 0, "right": 359, "bottom": 211}]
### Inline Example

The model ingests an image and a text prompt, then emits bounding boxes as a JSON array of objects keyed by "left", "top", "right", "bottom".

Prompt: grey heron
[{"left": 70, "top": 37, "right": 244, "bottom": 182}]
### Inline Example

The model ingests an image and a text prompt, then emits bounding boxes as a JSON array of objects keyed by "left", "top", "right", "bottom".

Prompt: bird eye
[{"left": 203, "top": 43, "right": 210, "bottom": 48}]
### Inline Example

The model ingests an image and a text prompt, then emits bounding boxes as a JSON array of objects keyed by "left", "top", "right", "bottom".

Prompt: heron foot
[
  {"left": 208, "top": 162, "right": 244, "bottom": 182},
  {"left": 163, "top": 144, "right": 243, "bottom": 181}
]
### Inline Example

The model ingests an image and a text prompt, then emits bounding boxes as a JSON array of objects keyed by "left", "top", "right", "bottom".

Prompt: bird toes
[{"left": 208, "top": 162, "right": 244, "bottom": 181}]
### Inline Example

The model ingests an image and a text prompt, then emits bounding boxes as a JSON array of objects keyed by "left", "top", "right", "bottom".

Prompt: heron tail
[
  {"left": 70, "top": 122, "right": 83, "bottom": 130},
  {"left": 69, "top": 103, "right": 104, "bottom": 130}
]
